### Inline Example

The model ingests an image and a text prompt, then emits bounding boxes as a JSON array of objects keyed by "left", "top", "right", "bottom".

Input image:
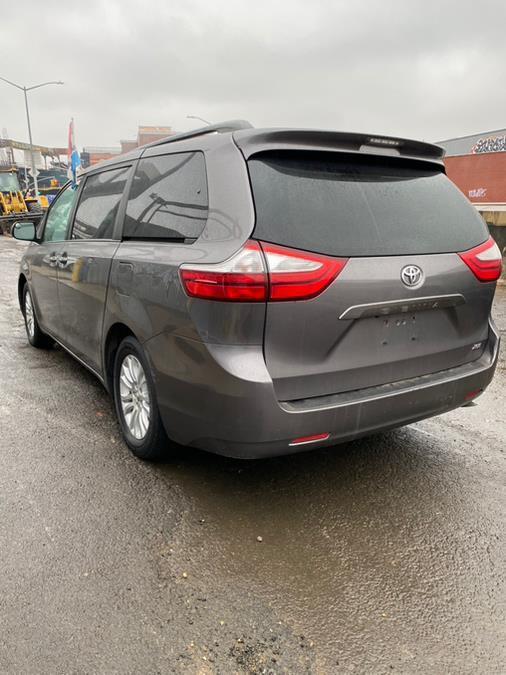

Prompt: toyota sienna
[{"left": 13, "top": 121, "right": 502, "bottom": 460}]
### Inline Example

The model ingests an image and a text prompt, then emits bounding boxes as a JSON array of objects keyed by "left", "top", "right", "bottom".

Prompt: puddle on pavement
[{"left": 155, "top": 428, "right": 501, "bottom": 665}]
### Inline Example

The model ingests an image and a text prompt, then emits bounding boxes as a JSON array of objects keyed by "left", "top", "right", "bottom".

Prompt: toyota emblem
[{"left": 401, "top": 265, "right": 423, "bottom": 288}]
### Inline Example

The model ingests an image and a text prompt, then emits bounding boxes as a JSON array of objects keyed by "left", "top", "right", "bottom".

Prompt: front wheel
[
  {"left": 23, "top": 285, "right": 53, "bottom": 348},
  {"left": 113, "top": 336, "right": 172, "bottom": 461}
]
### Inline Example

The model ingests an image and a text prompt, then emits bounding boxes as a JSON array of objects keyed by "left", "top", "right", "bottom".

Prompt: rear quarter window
[
  {"left": 124, "top": 151, "right": 208, "bottom": 241},
  {"left": 248, "top": 151, "right": 489, "bottom": 257}
]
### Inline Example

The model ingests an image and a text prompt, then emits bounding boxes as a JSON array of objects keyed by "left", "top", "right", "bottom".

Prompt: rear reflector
[
  {"left": 289, "top": 433, "right": 330, "bottom": 447},
  {"left": 464, "top": 389, "right": 482, "bottom": 401},
  {"left": 459, "top": 236, "right": 503, "bottom": 282},
  {"left": 180, "top": 240, "right": 348, "bottom": 302}
]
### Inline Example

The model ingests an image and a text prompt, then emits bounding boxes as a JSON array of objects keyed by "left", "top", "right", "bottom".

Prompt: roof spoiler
[{"left": 233, "top": 128, "right": 446, "bottom": 165}]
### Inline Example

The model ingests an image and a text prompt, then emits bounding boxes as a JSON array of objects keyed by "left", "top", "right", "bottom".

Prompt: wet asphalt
[{"left": 0, "top": 236, "right": 504, "bottom": 674}]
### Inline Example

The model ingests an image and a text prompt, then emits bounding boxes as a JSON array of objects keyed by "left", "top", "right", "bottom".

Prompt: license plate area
[{"left": 377, "top": 313, "right": 420, "bottom": 348}]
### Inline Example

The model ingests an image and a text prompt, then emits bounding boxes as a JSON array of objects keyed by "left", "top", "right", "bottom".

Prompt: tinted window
[
  {"left": 72, "top": 166, "right": 129, "bottom": 240},
  {"left": 124, "top": 152, "right": 207, "bottom": 241},
  {"left": 248, "top": 152, "right": 489, "bottom": 257},
  {"left": 42, "top": 183, "right": 78, "bottom": 243}
]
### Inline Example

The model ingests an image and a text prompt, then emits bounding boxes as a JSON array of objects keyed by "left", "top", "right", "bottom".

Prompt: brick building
[
  {"left": 80, "top": 146, "right": 122, "bottom": 167},
  {"left": 120, "top": 125, "right": 174, "bottom": 154},
  {"left": 438, "top": 129, "right": 506, "bottom": 253},
  {"left": 82, "top": 125, "right": 174, "bottom": 167}
]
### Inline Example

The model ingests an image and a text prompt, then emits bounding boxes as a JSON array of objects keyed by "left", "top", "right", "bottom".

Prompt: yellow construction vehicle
[{"left": 0, "top": 167, "right": 48, "bottom": 234}]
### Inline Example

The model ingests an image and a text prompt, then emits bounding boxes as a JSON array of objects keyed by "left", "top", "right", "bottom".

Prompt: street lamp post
[
  {"left": 0, "top": 76, "right": 64, "bottom": 199},
  {"left": 186, "top": 115, "right": 212, "bottom": 126}
]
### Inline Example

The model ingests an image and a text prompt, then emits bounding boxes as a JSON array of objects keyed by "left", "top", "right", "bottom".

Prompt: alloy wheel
[
  {"left": 25, "top": 291, "right": 35, "bottom": 339},
  {"left": 119, "top": 354, "right": 151, "bottom": 440}
]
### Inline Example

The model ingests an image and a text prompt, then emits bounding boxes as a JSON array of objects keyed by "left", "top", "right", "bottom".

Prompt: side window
[
  {"left": 124, "top": 152, "right": 208, "bottom": 241},
  {"left": 42, "top": 184, "right": 78, "bottom": 243},
  {"left": 71, "top": 166, "right": 130, "bottom": 240}
]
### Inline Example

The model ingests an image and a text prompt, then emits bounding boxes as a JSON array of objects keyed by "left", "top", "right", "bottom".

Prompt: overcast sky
[{"left": 1, "top": 0, "right": 505, "bottom": 150}]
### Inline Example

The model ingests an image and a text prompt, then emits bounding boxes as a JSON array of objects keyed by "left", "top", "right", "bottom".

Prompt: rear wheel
[
  {"left": 113, "top": 336, "right": 172, "bottom": 461},
  {"left": 23, "top": 285, "right": 53, "bottom": 348}
]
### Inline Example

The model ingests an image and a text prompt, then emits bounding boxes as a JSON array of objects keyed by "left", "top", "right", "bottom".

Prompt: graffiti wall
[
  {"left": 444, "top": 152, "right": 506, "bottom": 205},
  {"left": 471, "top": 135, "right": 506, "bottom": 154}
]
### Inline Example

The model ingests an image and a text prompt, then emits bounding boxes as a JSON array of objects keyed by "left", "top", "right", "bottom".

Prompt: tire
[
  {"left": 22, "top": 284, "right": 53, "bottom": 348},
  {"left": 113, "top": 336, "right": 171, "bottom": 461}
]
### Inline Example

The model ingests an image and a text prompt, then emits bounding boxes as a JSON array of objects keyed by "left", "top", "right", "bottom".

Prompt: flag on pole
[{"left": 67, "top": 118, "right": 81, "bottom": 186}]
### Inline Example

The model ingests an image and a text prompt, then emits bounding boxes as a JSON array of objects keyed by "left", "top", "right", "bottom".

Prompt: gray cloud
[{"left": 1, "top": 0, "right": 505, "bottom": 149}]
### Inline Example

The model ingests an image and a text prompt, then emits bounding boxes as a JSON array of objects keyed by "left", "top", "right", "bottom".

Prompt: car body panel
[
  {"left": 57, "top": 239, "right": 121, "bottom": 371},
  {"left": 102, "top": 136, "right": 262, "bottom": 353},
  {"left": 262, "top": 252, "right": 495, "bottom": 401},
  {"left": 28, "top": 240, "right": 65, "bottom": 339},
  {"left": 142, "top": 319, "right": 499, "bottom": 458}
]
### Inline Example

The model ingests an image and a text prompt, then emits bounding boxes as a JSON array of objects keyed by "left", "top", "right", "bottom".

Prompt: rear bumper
[{"left": 145, "top": 320, "right": 500, "bottom": 459}]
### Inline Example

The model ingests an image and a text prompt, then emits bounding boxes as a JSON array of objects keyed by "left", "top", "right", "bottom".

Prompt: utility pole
[{"left": 0, "top": 76, "right": 64, "bottom": 199}]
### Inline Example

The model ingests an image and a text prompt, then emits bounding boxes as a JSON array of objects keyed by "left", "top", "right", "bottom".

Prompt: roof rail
[{"left": 146, "top": 119, "right": 253, "bottom": 148}]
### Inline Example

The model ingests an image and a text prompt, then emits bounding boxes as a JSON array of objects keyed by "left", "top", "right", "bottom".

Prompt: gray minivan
[{"left": 13, "top": 121, "right": 502, "bottom": 460}]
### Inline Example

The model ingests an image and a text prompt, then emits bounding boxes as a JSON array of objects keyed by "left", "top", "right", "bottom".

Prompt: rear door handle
[
  {"left": 58, "top": 252, "right": 69, "bottom": 268},
  {"left": 49, "top": 252, "right": 58, "bottom": 266}
]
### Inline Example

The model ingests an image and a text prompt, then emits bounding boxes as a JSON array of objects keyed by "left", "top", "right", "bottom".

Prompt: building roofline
[
  {"left": 444, "top": 150, "right": 506, "bottom": 159},
  {"left": 436, "top": 128, "right": 506, "bottom": 144}
]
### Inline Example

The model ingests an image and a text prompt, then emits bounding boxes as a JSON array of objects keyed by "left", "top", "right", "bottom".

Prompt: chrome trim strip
[{"left": 338, "top": 294, "right": 466, "bottom": 320}]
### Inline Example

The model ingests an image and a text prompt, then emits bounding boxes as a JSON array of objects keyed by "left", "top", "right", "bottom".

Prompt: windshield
[
  {"left": 0, "top": 172, "right": 21, "bottom": 192},
  {"left": 248, "top": 151, "right": 489, "bottom": 257}
]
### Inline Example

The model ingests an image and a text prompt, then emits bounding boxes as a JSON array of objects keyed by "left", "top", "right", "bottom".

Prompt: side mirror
[{"left": 12, "top": 221, "right": 37, "bottom": 242}]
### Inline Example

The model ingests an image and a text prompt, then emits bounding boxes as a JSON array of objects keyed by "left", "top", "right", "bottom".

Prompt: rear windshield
[{"left": 248, "top": 151, "right": 488, "bottom": 257}]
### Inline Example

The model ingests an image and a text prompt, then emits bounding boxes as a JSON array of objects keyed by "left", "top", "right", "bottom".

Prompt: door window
[
  {"left": 124, "top": 152, "right": 208, "bottom": 241},
  {"left": 42, "top": 184, "right": 78, "bottom": 243},
  {"left": 71, "top": 166, "right": 130, "bottom": 240}
]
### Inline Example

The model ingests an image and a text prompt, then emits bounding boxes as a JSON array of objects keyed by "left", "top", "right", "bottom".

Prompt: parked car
[{"left": 13, "top": 121, "right": 502, "bottom": 460}]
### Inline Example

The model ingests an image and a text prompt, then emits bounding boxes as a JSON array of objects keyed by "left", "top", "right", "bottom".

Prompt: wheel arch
[
  {"left": 18, "top": 274, "right": 28, "bottom": 311},
  {"left": 103, "top": 322, "right": 136, "bottom": 393}
]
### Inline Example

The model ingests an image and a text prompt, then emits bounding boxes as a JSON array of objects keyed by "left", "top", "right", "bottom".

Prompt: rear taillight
[
  {"left": 179, "top": 241, "right": 267, "bottom": 302},
  {"left": 260, "top": 242, "right": 348, "bottom": 301},
  {"left": 179, "top": 240, "right": 348, "bottom": 302},
  {"left": 459, "top": 236, "right": 503, "bottom": 282}
]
